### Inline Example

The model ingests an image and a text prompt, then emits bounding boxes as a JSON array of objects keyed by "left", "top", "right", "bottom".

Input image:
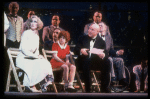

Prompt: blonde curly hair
[{"left": 26, "top": 15, "right": 43, "bottom": 30}]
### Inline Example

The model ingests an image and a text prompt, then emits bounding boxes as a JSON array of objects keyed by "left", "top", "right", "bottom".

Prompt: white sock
[{"left": 68, "top": 82, "right": 75, "bottom": 89}]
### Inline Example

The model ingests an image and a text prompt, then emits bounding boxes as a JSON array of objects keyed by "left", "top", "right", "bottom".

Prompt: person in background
[
  {"left": 84, "top": 11, "right": 103, "bottom": 35},
  {"left": 50, "top": 31, "right": 77, "bottom": 92},
  {"left": 16, "top": 15, "right": 54, "bottom": 92},
  {"left": 42, "top": 14, "right": 64, "bottom": 50},
  {"left": 4, "top": 12, "right": 9, "bottom": 47},
  {"left": 5, "top": 2, "right": 24, "bottom": 48},
  {"left": 23, "top": 11, "right": 35, "bottom": 31},
  {"left": 44, "top": 28, "right": 61, "bottom": 50},
  {"left": 99, "top": 24, "right": 127, "bottom": 86},
  {"left": 133, "top": 59, "right": 148, "bottom": 93}
]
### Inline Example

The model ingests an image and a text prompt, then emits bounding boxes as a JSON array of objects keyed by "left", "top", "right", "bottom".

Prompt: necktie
[
  {"left": 10, "top": 14, "right": 17, "bottom": 18},
  {"left": 101, "top": 35, "right": 105, "bottom": 38},
  {"left": 91, "top": 39, "right": 95, "bottom": 42}
]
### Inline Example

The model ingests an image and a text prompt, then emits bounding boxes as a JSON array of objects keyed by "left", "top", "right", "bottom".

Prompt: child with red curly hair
[{"left": 50, "top": 31, "right": 77, "bottom": 92}]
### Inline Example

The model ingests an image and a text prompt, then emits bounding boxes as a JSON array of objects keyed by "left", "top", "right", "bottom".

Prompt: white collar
[
  {"left": 58, "top": 41, "right": 67, "bottom": 49},
  {"left": 99, "top": 33, "right": 102, "bottom": 37},
  {"left": 99, "top": 33, "right": 105, "bottom": 37},
  {"left": 92, "top": 35, "right": 97, "bottom": 40}
]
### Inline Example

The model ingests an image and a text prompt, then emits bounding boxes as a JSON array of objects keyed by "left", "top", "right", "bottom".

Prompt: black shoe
[
  {"left": 41, "top": 85, "right": 47, "bottom": 93},
  {"left": 101, "top": 89, "right": 111, "bottom": 93},
  {"left": 65, "top": 88, "right": 78, "bottom": 92},
  {"left": 119, "top": 79, "right": 128, "bottom": 86},
  {"left": 101, "top": 88, "right": 111, "bottom": 93},
  {"left": 110, "top": 81, "right": 116, "bottom": 86},
  {"left": 24, "top": 86, "right": 32, "bottom": 92}
]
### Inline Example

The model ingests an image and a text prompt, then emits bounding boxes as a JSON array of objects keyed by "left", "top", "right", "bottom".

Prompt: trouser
[
  {"left": 6, "top": 39, "right": 20, "bottom": 48},
  {"left": 109, "top": 57, "right": 126, "bottom": 80},
  {"left": 80, "top": 57, "right": 111, "bottom": 92}
]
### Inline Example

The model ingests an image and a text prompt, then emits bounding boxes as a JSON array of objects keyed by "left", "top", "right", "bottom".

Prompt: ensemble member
[
  {"left": 23, "top": 11, "right": 35, "bottom": 31},
  {"left": 74, "top": 23, "right": 111, "bottom": 93},
  {"left": 133, "top": 59, "right": 148, "bottom": 92},
  {"left": 99, "top": 23, "right": 127, "bottom": 85},
  {"left": 50, "top": 31, "right": 77, "bottom": 92},
  {"left": 42, "top": 14, "right": 64, "bottom": 50},
  {"left": 16, "top": 15, "right": 54, "bottom": 92},
  {"left": 5, "top": 2, "right": 24, "bottom": 48}
]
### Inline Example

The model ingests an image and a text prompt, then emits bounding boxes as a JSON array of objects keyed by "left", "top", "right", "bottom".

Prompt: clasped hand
[{"left": 65, "top": 61, "right": 72, "bottom": 66}]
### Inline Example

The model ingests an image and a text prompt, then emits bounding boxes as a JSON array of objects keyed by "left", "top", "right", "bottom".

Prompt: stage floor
[{"left": 4, "top": 92, "right": 148, "bottom": 98}]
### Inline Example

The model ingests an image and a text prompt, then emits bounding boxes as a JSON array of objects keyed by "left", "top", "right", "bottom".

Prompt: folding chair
[
  {"left": 42, "top": 48, "right": 85, "bottom": 92},
  {"left": 77, "top": 70, "right": 101, "bottom": 92},
  {"left": 5, "top": 48, "right": 24, "bottom": 92},
  {"left": 74, "top": 56, "right": 111, "bottom": 93}
]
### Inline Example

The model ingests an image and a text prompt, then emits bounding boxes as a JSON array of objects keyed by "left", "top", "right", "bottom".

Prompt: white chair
[{"left": 5, "top": 48, "right": 24, "bottom": 92}]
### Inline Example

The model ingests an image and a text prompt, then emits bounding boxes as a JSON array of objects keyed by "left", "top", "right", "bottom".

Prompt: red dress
[{"left": 50, "top": 43, "right": 70, "bottom": 69}]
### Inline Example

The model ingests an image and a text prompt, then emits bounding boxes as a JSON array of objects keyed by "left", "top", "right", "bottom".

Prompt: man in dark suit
[
  {"left": 84, "top": 11, "right": 127, "bottom": 85},
  {"left": 74, "top": 23, "right": 111, "bottom": 93}
]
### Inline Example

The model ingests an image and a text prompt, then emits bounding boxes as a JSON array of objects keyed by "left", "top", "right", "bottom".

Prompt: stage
[{"left": 4, "top": 92, "right": 148, "bottom": 98}]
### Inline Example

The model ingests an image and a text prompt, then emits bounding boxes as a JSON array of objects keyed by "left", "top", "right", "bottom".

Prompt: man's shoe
[
  {"left": 119, "top": 79, "right": 128, "bottom": 86},
  {"left": 101, "top": 88, "right": 111, "bottom": 93}
]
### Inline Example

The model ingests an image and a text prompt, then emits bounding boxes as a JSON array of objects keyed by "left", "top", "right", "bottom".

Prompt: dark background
[{"left": 3, "top": 2, "right": 148, "bottom": 71}]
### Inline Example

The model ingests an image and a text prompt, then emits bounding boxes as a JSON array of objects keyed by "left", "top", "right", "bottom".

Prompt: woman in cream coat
[{"left": 16, "top": 15, "right": 54, "bottom": 92}]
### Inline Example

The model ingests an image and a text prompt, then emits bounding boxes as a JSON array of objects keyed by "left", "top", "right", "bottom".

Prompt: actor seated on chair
[
  {"left": 16, "top": 15, "right": 54, "bottom": 92},
  {"left": 50, "top": 31, "right": 77, "bottom": 92},
  {"left": 99, "top": 23, "right": 128, "bottom": 86},
  {"left": 74, "top": 23, "right": 111, "bottom": 93}
]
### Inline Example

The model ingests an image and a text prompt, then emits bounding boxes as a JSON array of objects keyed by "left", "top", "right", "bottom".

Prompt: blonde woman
[{"left": 16, "top": 15, "right": 54, "bottom": 92}]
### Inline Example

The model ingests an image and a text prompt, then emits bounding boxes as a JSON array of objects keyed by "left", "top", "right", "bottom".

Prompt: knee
[
  {"left": 70, "top": 65, "right": 76, "bottom": 71},
  {"left": 118, "top": 58, "right": 124, "bottom": 63},
  {"left": 62, "top": 64, "right": 69, "bottom": 71}
]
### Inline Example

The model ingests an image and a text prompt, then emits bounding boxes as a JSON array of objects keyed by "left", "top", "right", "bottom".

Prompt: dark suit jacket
[
  {"left": 84, "top": 22, "right": 117, "bottom": 57},
  {"left": 74, "top": 34, "right": 108, "bottom": 60}
]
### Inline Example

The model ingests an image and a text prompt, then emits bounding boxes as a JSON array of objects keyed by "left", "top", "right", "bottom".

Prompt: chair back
[
  {"left": 7, "top": 48, "right": 20, "bottom": 68},
  {"left": 42, "top": 48, "right": 58, "bottom": 60}
]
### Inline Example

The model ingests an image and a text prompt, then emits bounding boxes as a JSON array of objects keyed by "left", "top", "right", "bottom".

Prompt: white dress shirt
[
  {"left": 89, "top": 36, "right": 97, "bottom": 57},
  {"left": 99, "top": 33, "right": 105, "bottom": 41}
]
